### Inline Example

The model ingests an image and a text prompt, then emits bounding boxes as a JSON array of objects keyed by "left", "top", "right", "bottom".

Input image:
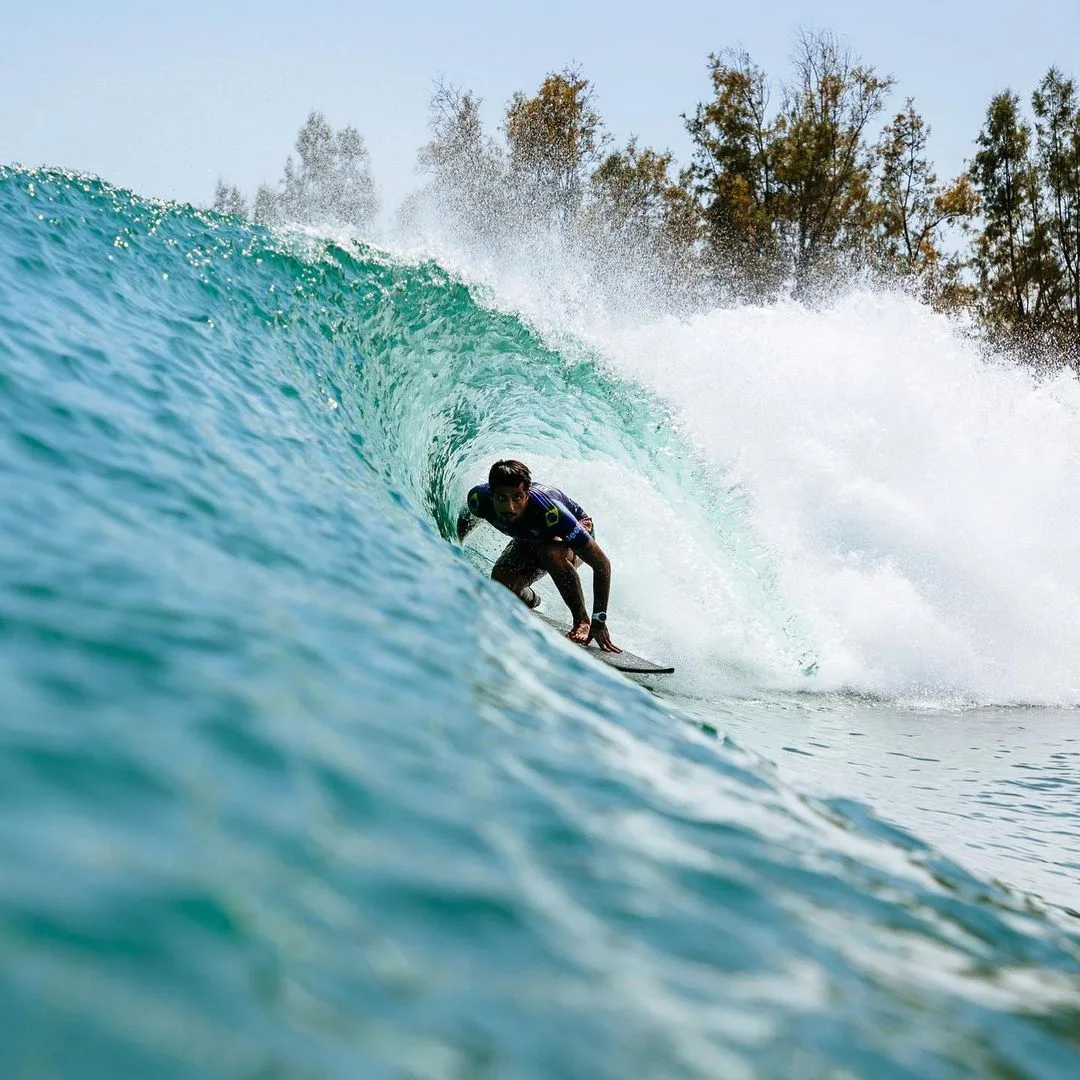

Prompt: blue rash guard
[{"left": 465, "top": 483, "right": 593, "bottom": 551}]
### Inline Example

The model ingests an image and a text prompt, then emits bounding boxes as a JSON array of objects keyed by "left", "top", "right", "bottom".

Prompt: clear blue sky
[{"left": 3, "top": 0, "right": 1078, "bottom": 214}]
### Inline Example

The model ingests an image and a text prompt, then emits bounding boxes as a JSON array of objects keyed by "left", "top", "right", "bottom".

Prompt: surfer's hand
[
  {"left": 567, "top": 620, "right": 590, "bottom": 645},
  {"left": 588, "top": 622, "right": 622, "bottom": 653}
]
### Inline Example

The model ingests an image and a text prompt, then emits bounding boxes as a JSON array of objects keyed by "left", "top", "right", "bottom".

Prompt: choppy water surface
[{"left": 1, "top": 166, "right": 1078, "bottom": 1079}]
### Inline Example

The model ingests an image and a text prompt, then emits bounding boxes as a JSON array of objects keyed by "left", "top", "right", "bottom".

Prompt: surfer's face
[{"left": 492, "top": 482, "right": 529, "bottom": 522}]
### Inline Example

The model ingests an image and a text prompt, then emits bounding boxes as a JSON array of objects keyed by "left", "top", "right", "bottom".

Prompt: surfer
[{"left": 457, "top": 460, "right": 621, "bottom": 653}]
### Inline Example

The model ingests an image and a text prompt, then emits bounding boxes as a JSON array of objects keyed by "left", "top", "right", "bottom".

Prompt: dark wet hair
[{"left": 488, "top": 459, "right": 531, "bottom": 489}]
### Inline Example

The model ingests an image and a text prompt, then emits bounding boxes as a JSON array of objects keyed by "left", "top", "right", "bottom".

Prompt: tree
[
  {"left": 246, "top": 111, "right": 380, "bottom": 230},
  {"left": 773, "top": 30, "right": 894, "bottom": 292},
  {"left": 1033, "top": 67, "right": 1080, "bottom": 343},
  {"left": 504, "top": 66, "right": 606, "bottom": 219},
  {"left": 285, "top": 112, "right": 379, "bottom": 228},
  {"left": 876, "top": 99, "right": 977, "bottom": 278},
  {"left": 252, "top": 184, "right": 283, "bottom": 226},
  {"left": 586, "top": 137, "right": 700, "bottom": 278},
  {"left": 685, "top": 48, "right": 781, "bottom": 294},
  {"left": 212, "top": 179, "right": 248, "bottom": 219},
  {"left": 590, "top": 138, "right": 675, "bottom": 232},
  {"left": 334, "top": 125, "right": 379, "bottom": 226},
  {"left": 417, "top": 78, "right": 506, "bottom": 235},
  {"left": 421, "top": 79, "right": 500, "bottom": 183},
  {"left": 685, "top": 32, "right": 892, "bottom": 297},
  {"left": 970, "top": 91, "right": 1058, "bottom": 335}
]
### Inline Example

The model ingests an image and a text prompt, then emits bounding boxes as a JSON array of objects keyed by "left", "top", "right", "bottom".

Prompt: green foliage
[
  {"left": 212, "top": 179, "right": 248, "bottom": 219},
  {"left": 685, "top": 32, "right": 892, "bottom": 297},
  {"left": 252, "top": 185, "right": 280, "bottom": 227},
  {"left": 253, "top": 111, "right": 379, "bottom": 230},
  {"left": 421, "top": 80, "right": 501, "bottom": 184},
  {"left": 592, "top": 139, "right": 696, "bottom": 246},
  {"left": 876, "top": 100, "right": 977, "bottom": 273},
  {"left": 685, "top": 48, "right": 781, "bottom": 295},
  {"left": 211, "top": 36, "right": 1080, "bottom": 361},
  {"left": 585, "top": 137, "right": 700, "bottom": 281},
  {"left": 970, "top": 91, "right": 1059, "bottom": 337},
  {"left": 410, "top": 68, "right": 697, "bottom": 296},
  {"left": 1033, "top": 68, "right": 1080, "bottom": 342},
  {"left": 773, "top": 30, "right": 893, "bottom": 291},
  {"left": 678, "top": 33, "right": 1076, "bottom": 347},
  {"left": 591, "top": 138, "right": 674, "bottom": 231},
  {"left": 417, "top": 79, "right": 506, "bottom": 236},
  {"left": 504, "top": 67, "right": 606, "bottom": 218}
]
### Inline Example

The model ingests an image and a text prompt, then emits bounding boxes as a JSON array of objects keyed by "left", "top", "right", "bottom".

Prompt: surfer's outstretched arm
[
  {"left": 456, "top": 510, "right": 478, "bottom": 543},
  {"left": 573, "top": 540, "right": 621, "bottom": 653}
]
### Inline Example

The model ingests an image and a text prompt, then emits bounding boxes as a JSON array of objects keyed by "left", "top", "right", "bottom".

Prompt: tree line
[
  {"left": 214, "top": 111, "right": 378, "bottom": 232},
  {"left": 214, "top": 30, "right": 1080, "bottom": 362}
]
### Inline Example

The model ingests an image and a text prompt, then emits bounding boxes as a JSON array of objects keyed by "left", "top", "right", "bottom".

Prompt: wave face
[{"left": 2, "top": 166, "right": 1079, "bottom": 1079}]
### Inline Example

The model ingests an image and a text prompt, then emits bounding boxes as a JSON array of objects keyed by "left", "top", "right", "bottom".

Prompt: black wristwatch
[{"left": 591, "top": 611, "right": 607, "bottom": 624}]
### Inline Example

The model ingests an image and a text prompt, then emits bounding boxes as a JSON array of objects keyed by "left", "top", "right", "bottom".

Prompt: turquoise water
[{"left": 1, "top": 165, "right": 1079, "bottom": 1079}]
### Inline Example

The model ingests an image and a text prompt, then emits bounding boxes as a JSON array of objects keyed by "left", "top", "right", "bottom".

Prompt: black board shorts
[{"left": 493, "top": 517, "right": 594, "bottom": 579}]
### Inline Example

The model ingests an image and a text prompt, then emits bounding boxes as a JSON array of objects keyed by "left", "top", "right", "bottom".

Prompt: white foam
[
  {"left": 518, "top": 455, "right": 798, "bottom": 696},
  {"left": 600, "top": 293, "right": 1080, "bottom": 704},
  {"left": 388, "top": 213, "right": 1080, "bottom": 704}
]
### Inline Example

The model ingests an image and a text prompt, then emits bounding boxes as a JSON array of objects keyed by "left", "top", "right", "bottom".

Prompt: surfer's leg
[
  {"left": 492, "top": 541, "right": 545, "bottom": 607},
  {"left": 538, "top": 543, "right": 588, "bottom": 627}
]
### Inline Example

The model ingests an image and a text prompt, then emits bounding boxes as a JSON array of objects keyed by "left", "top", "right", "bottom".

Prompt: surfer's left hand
[{"left": 588, "top": 622, "right": 622, "bottom": 653}]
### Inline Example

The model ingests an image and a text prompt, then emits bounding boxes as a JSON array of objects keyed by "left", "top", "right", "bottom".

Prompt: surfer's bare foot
[{"left": 567, "top": 620, "right": 590, "bottom": 644}]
